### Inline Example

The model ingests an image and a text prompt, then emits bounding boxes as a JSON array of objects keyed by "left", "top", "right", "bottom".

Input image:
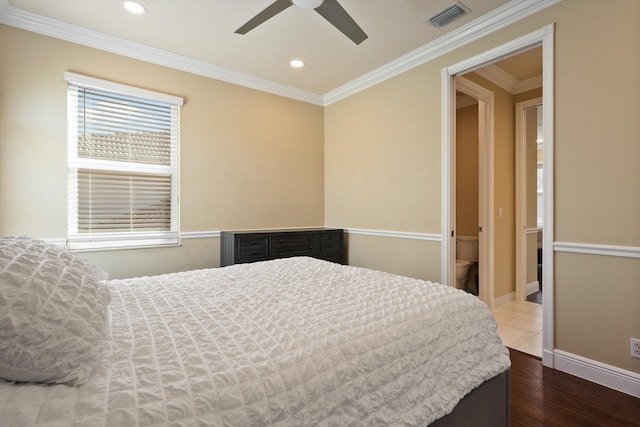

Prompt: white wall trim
[
  {"left": 526, "top": 281, "right": 540, "bottom": 296},
  {"left": 0, "top": 0, "right": 560, "bottom": 107},
  {"left": 181, "top": 231, "right": 221, "bottom": 239},
  {"left": 517, "top": 75, "right": 544, "bottom": 93},
  {"left": 344, "top": 228, "right": 441, "bottom": 242},
  {"left": 42, "top": 238, "right": 67, "bottom": 247},
  {"left": 540, "top": 23, "right": 555, "bottom": 369},
  {"left": 554, "top": 350, "right": 640, "bottom": 398},
  {"left": 554, "top": 242, "right": 640, "bottom": 259},
  {"left": 493, "top": 291, "right": 515, "bottom": 308},
  {"left": 474, "top": 64, "right": 519, "bottom": 93},
  {"left": 474, "top": 64, "right": 542, "bottom": 94},
  {"left": 44, "top": 232, "right": 640, "bottom": 260},
  {"left": 0, "top": 1, "right": 324, "bottom": 106},
  {"left": 324, "top": 0, "right": 560, "bottom": 105}
]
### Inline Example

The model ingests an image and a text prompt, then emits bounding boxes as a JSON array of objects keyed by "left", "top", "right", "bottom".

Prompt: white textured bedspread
[{"left": 0, "top": 257, "right": 509, "bottom": 426}]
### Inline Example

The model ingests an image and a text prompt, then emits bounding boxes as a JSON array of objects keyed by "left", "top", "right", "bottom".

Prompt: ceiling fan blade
[
  {"left": 235, "top": 0, "right": 293, "bottom": 35},
  {"left": 314, "top": 0, "right": 367, "bottom": 45}
]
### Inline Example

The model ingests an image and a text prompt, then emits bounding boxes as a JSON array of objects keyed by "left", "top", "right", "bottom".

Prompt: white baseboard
[
  {"left": 492, "top": 291, "right": 515, "bottom": 308},
  {"left": 554, "top": 350, "right": 640, "bottom": 398},
  {"left": 526, "top": 280, "right": 540, "bottom": 296}
]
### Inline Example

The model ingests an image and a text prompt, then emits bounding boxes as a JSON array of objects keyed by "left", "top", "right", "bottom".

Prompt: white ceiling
[{"left": 1, "top": 0, "right": 553, "bottom": 103}]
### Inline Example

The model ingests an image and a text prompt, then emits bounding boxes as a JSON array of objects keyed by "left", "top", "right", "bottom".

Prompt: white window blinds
[{"left": 66, "top": 72, "right": 183, "bottom": 250}]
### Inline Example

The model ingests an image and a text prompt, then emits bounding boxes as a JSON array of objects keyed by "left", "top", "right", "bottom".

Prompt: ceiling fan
[{"left": 235, "top": 0, "right": 368, "bottom": 45}]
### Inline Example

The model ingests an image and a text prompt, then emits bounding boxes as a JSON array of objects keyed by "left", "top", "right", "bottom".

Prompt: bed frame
[{"left": 431, "top": 369, "right": 511, "bottom": 426}]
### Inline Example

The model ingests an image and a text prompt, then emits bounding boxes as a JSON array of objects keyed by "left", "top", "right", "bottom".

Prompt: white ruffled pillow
[
  {"left": 0, "top": 238, "right": 110, "bottom": 386},
  {"left": 1, "top": 235, "right": 108, "bottom": 281}
]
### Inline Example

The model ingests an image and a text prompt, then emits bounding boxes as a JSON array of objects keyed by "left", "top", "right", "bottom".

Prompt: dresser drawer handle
[
  {"left": 278, "top": 248, "right": 283, "bottom": 252},
  {"left": 308, "top": 245, "right": 313, "bottom": 249},
  {"left": 278, "top": 239, "right": 283, "bottom": 243},
  {"left": 251, "top": 240, "right": 255, "bottom": 245},
  {"left": 251, "top": 250, "right": 255, "bottom": 254}
]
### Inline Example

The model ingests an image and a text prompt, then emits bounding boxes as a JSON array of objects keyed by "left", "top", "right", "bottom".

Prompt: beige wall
[
  {"left": 325, "top": 0, "right": 640, "bottom": 373},
  {"left": 455, "top": 104, "right": 479, "bottom": 238},
  {"left": 346, "top": 234, "right": 441, "bottom": 282},
  {"left": 1, "top": 0, "right": 638, "bottom": 375},
  {"left": 323, "top": 66, "right": 444, "bottom": 282},
  {"left": 0, "top": 25, "right": 325, "bottom": 278}
]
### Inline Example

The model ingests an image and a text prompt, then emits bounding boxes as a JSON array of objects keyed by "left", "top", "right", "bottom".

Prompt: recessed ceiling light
[
  {"left": 290, "top": 59, "right": 305, "bottom": 68},
  {"left": 124, "top": 1, "right": 146, "bottom": 15}
]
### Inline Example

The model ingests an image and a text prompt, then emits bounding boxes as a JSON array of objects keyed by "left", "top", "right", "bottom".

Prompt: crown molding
[
  {"left": 323, "top": 0, "right": 561, "bottom": 105},
  {"left": 0, "top": 0, "right": 560, "bottom": 106},
  {"left": 0, "top": 0, "right": 324, "bottom": 106},
  {"left": 474, "top": 64, "right": 542, "bottom": 94},
  {"left": 456, "top": 95, "right": 478, "bottom": 109},
  {"left": 516, "top": 74, "right": 543, "bottom": 93}
]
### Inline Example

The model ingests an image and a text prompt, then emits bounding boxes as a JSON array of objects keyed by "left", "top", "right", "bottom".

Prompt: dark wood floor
[
  {"left": 509, "top": 349, "right": 640, "bottom": 426},
  {"left": 525, "top": 290, "right": 542, "bottom": 304}
]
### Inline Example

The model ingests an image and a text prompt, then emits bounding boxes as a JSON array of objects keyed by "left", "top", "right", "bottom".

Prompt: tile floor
[{"left": 491, "top": 299, "right": 543, "bottom": 358}]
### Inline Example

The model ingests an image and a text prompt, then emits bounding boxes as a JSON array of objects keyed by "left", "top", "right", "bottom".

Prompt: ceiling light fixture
[
  {"left": 290, "top": 59, "right": 305, "bottom": 68},
  {"left": 124, "top": 1, "right": 146, "bottom": 15}
]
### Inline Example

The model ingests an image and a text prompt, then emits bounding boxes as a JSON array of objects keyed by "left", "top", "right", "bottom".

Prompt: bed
[{"left": 0, "top": 236, "right": 510, "bottom": 426}]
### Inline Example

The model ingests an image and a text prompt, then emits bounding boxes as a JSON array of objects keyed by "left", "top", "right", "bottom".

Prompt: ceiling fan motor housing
[{"left": 292, "top": 0, "right": 324, "bottom": 9}]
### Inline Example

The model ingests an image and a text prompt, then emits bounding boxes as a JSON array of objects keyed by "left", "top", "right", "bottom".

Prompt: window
[{"left": 66, "top": 72, "right": 183, "bottom": 250}]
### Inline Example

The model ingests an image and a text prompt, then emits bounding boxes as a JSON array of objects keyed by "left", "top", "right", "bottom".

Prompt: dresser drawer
[
  {"left": 321, "top": 231, "right": 342, "bottom": 251},
  {"left": 237, "top": 235, "right": 268, "bottom": 259},
  {"left": 315, "top": 251, "right": 343, "bottom": 264},
  {"left": 271, "top": 233, "right": 320, "bottom": 255}
]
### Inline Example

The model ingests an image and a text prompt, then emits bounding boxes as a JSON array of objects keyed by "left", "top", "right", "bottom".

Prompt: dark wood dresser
[{"left": 220, "top": 228, "right": 344, "bottom": 266}]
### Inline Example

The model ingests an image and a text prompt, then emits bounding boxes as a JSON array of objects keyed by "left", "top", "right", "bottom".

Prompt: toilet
[
  {"left": 456, "top": 236, "right": 479, "bottom": 289},
  {"left": 455, "top": 259, "right": 471, "bottom": 289}
]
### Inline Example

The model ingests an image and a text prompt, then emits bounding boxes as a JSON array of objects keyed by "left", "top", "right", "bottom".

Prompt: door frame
[
  {"left": 441, "top": 24, "right": 555, "bottom": 367},
  {"left": 515, "top": 97, "right": 543, "bottom": 302},
  {"left": 453, "top": 76, "right": 494, "bottom": 307}
]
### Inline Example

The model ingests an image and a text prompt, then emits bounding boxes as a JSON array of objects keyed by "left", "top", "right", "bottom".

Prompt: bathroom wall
[
  {"left": 455, "top": 104, "right": 479, "bottom": 238},
  {"left": 462, "top": 72, "right": 516, "bottom": 299}
]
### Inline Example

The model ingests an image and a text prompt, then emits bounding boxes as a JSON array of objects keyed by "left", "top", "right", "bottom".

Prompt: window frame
[{"left": 65, "top": 72, "right": 183, "bottom": 251}]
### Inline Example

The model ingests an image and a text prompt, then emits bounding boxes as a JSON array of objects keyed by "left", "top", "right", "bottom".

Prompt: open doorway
[
  {"left": 455, "top": 51, "right": 543, "bottom": 357},
  {"left": 441, "top": 25, "right": 555, "bottom": 367},
  {"left": 453, "top": 76, "right": 494, "bottom": 307}
]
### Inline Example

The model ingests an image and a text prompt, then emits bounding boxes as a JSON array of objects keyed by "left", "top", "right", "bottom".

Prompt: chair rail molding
[{"left": 554, "top": 242, "right": 640, "bottom": 258}]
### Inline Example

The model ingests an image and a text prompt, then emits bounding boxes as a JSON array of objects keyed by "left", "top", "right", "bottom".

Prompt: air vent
[{"left": 428, "top": 2, "right": 471, "bottom": 28}]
